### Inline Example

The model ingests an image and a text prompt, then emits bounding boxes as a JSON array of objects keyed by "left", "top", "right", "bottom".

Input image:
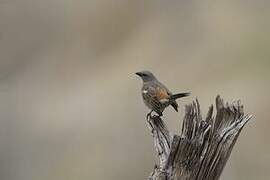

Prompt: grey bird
[{"left": 136, "top": 70, "right": 190, "bottom": 117}]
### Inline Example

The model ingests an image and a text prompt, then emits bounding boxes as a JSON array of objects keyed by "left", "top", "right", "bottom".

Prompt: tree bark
[{"left": 147, "top": 95, "right": 252, "bottom": 180}]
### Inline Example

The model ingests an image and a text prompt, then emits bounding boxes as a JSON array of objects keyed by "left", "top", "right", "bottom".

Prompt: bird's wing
[
  {"left": 156, "top": 86, "right": 170, "bottom": 100},
  {"left": 155, "top": 81, "right": 171, "bottom": 99},
  {"left": 156, "top": 81, "right": 179, "bottom": 111}
]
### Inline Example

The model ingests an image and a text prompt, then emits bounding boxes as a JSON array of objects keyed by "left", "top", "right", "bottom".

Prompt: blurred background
[{"left": 0, "top": 0, "right": 269, "bottom": 180}]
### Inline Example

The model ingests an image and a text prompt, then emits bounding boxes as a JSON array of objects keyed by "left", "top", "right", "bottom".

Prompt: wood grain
[{"left": 147, "top": 96, "right": 252, "bottom": 180}]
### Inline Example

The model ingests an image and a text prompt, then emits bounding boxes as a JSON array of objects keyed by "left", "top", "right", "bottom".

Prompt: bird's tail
[
  {"left": 170, "top": 92, "right": 190, "bottom": 100},
  {"left": 168, "top": 92, "right": 190, "bottom": 112}
]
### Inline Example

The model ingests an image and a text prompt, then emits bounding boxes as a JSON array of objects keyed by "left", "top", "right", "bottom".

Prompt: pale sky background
[{"left": 0, "top": 1, "right": 269, "bottom": 180}]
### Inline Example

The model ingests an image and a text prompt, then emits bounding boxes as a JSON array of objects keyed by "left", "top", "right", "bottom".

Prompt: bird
[{"left": 136, "top": 70, "right": 190, "bottom": 117}]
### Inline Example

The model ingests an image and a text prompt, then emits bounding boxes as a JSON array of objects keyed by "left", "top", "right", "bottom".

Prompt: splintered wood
[{"left": 147, "top": 96, "right": 252, "bottom": 180}]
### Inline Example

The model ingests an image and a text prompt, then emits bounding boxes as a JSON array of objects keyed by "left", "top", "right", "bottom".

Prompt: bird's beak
[{"left": 135, "top": 72, "right": 142, "bottom": 76}]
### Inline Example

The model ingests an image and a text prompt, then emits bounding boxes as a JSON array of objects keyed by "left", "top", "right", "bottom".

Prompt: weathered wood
[{"left": 147, "top": 95, "right": 252, "bottom": 180}]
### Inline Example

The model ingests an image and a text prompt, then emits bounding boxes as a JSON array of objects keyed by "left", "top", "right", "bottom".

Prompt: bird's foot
[
  {"left": 147, "top": 111, "right": 163, "bottom": 121},
  {"left": 158, "top": 112, "right": 163, "bottom": 117}
]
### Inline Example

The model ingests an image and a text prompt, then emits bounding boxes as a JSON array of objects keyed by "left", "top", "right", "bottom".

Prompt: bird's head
[{"left": 135, "top": 70, "right": 156, "bottom": 82}]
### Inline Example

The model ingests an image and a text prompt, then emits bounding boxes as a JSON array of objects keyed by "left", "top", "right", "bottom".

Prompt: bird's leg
[{"left": 147, "top": 110, "right": 154, "bottom": 120}]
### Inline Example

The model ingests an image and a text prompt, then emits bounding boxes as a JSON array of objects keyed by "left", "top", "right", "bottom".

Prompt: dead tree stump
[{"left": 147, "top": 96, "right": 252, "bottom": 180}]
